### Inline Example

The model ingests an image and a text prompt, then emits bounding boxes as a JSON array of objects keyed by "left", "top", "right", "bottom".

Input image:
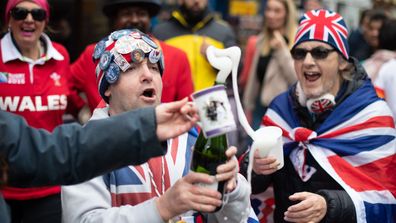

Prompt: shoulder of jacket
[
  {"left": 85, "top": 43, "right": 96, "bottom": 53},
  {"left": 213, "top": 17, "right": 231, "bottom": 28}
]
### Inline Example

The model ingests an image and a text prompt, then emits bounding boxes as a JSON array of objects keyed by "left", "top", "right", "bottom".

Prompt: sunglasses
[
  {"left": 291, "top": 47, "right": 336, "bottom": 60},
  {"left": 10, "top": 7, "right": 47, "bottom": 21}
]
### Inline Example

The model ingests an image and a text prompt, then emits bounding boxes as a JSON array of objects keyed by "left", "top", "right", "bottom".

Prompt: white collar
[{"left": 1, "top": 32, "right": 64, "bottom": 63}]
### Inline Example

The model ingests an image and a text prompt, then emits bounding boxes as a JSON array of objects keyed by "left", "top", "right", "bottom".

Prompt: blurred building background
[{"left": 1, "top": 0, "right": 395, "bottom": 61}]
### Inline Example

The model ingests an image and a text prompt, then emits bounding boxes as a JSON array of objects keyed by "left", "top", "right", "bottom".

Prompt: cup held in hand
[
  {"left": 191, "top": 85, "right": 236, "bottom": 138},
  {"left": 252, "top": 126, "right": 284, "bottom": 169}
]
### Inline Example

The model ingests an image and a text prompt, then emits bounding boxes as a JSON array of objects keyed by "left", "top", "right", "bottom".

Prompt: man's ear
[
  {"left": 104, "top": 87, "right": 111, "bottom": 98},
  {"left": 338, "top": 55, "right": 354, "bottom": 81},
  {"left": 338, "top": 56, "right": 349, "bottom": 70}
]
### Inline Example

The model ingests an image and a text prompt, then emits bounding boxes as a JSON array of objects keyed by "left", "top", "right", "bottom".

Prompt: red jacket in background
[
  {"left": 70, "top": 38, "right": 194, "bottom": 112},
  {"left": 0, "top": 33, "right": 83, "bottom": 200}
]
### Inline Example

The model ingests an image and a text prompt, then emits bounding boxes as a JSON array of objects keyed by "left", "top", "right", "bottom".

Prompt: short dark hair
[
  {"left": 367, "top": 9, "right": 387, "bottom": 24},
  {"left": 359, "top": 9, "right": 370, "bottom": 25},
  {"left": 379, "top": 19, "right": 396, "bottom": 50}
]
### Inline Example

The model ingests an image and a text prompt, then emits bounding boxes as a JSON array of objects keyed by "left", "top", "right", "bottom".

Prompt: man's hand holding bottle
[{"left": 155, "top": 146, "right": 239, "bottom": 221}]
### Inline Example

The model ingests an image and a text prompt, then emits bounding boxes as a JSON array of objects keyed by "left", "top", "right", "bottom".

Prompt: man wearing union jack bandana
[
  {"left": 242, "top": 9, "right": 396, "bottom": 223},
  {"left": 62, "top": 29, "right": 257, "bottom": 223}
]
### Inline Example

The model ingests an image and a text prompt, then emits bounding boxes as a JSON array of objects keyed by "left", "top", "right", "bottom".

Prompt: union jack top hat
[{"left": 292, "top": 9, "right": 350, "bottom": 60}]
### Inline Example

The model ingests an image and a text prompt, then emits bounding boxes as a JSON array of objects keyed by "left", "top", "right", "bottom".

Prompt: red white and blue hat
[
  {"left": 292, "top": 9, "right": 350, "bottom": 60},
  {"left": 93, "top": 28, "right": 164, "bottom": 103}
]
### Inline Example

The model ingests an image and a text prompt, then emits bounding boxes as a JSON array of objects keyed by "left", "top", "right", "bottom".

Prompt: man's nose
[
  {"left": 303, "top": 52, "right": 315, "bottom": 66},
  {"left": 140, "top": 66, "right": 154, "bottom": 82},
  {"left": 126, "top": 12, "right": 140, "bottom": 22}
]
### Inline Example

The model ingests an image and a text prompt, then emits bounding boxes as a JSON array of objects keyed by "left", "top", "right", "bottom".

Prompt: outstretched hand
[{"left": 155, "top": 98, "right": 199, "bottom": 141}]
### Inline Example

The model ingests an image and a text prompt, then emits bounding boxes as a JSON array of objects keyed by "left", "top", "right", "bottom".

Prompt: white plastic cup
[
  {"left": 252, "top": 126, "right": 284, "bottom": 170},
  {"left": 191, "top": 85, "right": 236, "bottom": 138}
]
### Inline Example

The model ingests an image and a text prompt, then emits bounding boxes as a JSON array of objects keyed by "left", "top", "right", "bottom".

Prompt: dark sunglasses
[
  {"left": 10, "top": 7, "right": 47, "bottom": 21},
  {"left": 291, "top": 47, "right": 336, "bottom": 60}
]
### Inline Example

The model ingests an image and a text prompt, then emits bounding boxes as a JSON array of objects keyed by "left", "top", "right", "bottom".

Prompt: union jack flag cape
[{"left": 262, "top": 80, "right": 396, "bottom": 223}]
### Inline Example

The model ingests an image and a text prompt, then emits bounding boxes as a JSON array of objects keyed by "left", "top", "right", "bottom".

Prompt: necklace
[{"left": 146, "top": 156, "right": 165, "bottom": 197}]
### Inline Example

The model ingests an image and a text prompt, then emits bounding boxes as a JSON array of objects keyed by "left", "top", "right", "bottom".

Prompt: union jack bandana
[{"left": 293, "top": 9, "right": 350, "bottom": 59}]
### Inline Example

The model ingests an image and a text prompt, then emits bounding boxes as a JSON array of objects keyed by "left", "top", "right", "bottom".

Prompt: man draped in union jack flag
[
  {"left": 61, "top": 29, "right": 258, "bottom": 223},
  {"left": 242, "top": 9, "right": 396, "bottom": 223}
]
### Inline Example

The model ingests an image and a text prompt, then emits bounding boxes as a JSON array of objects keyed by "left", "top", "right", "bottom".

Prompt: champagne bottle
[{"left": 191, "top": 132, "right": 228, "bottom": 212}]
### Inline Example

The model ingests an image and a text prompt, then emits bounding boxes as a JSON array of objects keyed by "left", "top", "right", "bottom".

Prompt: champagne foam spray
[{"left": 207, "top": 46, "right": 256, "bottom": 223}]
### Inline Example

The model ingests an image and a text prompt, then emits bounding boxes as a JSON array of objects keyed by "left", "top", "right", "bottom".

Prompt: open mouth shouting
[
  {"left": 140, "top": 87, "right": 157, "bottom": 103},
  {"left": 304, "top": 71, "right": 321, "bottom": 83}
]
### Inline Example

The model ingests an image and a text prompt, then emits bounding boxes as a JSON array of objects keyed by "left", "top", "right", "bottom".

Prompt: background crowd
[{"left": 1, "top": 0, "right": 396, "bottom": 223}]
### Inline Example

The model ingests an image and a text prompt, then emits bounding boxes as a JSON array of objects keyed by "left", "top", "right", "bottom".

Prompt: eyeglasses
[
  {"left": 291, "top": 47, "right": 336, "bottom": 60},
  {"left": 10, "top": 7, "right": 47, "bottom": 21}
]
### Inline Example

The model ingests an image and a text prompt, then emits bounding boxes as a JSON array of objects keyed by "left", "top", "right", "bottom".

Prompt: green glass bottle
[{"left": 191, "top": 115, "right": 229, "bottom": 212}]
